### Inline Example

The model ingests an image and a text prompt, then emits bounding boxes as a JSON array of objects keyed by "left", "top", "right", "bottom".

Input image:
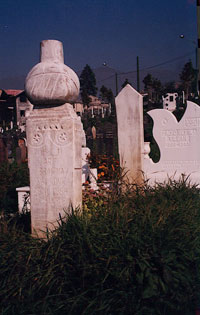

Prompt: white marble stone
[
  {"left": 26, "top": 104, "right": 82, "bottom": 237},
  {"left": 82, "top": 147, "right": 90, "bottom": 183},
  {"left": 144, "top": 101, "right": 200, "bottom": 185},
  {"left": 162, "top": 93, "right": 178, "bottom": 112},
  {"left": 25, "top": 40, "right": 83, "bottom": 238},
  {"left": 89, "top": 168, "right": 98, "bottom": 190},
  {"left": 16, "top": 186, "right": 30, "bottom": 213},
  {"left": 25, "top": 40, "right": 79, "bottom": 106},
  {"left": 115, "top": 84, "right": 144, "bottom": 184},
  {"left": 80, "top": 117, "right": 86, "bottom": 147}
]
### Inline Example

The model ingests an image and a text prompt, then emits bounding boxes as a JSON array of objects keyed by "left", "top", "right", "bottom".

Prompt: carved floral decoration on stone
[{"left": 32, "top": 133, "right": 43, "bottom": 145}]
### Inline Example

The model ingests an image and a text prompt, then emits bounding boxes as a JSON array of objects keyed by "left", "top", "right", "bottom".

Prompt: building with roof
[
  {"left": 0, "top": 89, "right": 31, "bottom": 130},
  {"left": 74, "top": 95, "right": 111, "bottom": 118}
]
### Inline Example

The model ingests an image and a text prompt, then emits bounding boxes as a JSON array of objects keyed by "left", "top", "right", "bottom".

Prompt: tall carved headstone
[
  {"left": 115, "top": 85, "right": 144, "bottom": 184},
  {"left": 25, "top": 40, "right": 82, "bottom": 237}
]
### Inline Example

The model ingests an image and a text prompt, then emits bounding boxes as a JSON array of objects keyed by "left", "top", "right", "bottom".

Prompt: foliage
[
  {"left": 162, "top": 81, "right": 176, "bottom": 94},
  {"left": 144, "top": 117, "right": 160, "bottom": 163},
  {"left": 0, "top": 180, "right": 200, "bottom": 314},
  {"left": 143, "top": 74, "right": 162, "bottom": 103},
  {"left": 100, "top": 85, "right": 114, "bottom": 103},
  {"left": 0, "top": 161, "right": 29, "bottom": 215},
  {"left": 80, "top": 64, "right": 98, "bottom": 105},
  {"left": 87, "top": 153, "right": 120, "bottom": 181},
  {"left": 121, "top": 78, "right": 132, "bottom": 88},
  {"left": 179, "top": 60, "right": 196, "bottom": 98}
]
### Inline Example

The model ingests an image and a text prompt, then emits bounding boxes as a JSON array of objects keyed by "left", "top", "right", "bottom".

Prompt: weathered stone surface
[
  {"left": 144, "top": 101, "right": 200, "bottom": 185},
  {"left": 115, "top": 85, "right": 144, "bottom": 184},
  {"left": 25, "top": 40, "right": 79, "bottom": 106},
  {"left": 80, "top": 117, "right": 86, "bottom": 147},
  {"left": 26, "top": 104, "right": 82, "bottom": 237}
]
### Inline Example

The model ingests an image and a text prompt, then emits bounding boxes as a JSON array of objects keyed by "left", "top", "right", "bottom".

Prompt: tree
[
  {"left": 179, "top": 60, "right": 196, "bottom": 100},
  {"left": 100, "top": 85, "right": 114, "bottom": 103},
  {"left": 143, "top": 74, "right": 153, "bottom": 100},
  {"left": 121, "top": 78, "right": 132, "bottom": 88},
  {"left": 80, "top": 64, "right": 98, "bottom": 105},
  {"left": 162, "top": 81, "right": 176, "bottom": 94},
  {"left": 143, "top": 74, "right": 162, "bottom": 103},
  {"left": 99, "top": 85, "right": 108, "bottom": 102},
  {"left": 152, "top": 78, "right": 162, "bottom": 103}
]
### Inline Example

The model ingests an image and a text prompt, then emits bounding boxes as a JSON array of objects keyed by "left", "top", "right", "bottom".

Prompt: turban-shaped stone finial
[{"left": 25, "top": 40, "right": 80, "bottom": 106}]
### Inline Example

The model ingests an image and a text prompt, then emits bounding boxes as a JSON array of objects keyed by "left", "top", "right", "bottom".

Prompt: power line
[
  {"left": 98, "top": 51, "right": 194, "bottom": 84},
  {"left": 141, "top": 51, "right": 194, "bottom": 71}
]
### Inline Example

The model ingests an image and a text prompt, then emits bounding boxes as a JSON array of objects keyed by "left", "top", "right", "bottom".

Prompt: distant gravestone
[
  {"left": 115, "top": 85, "right": 144, "bottom": 184},
  {"left": 16, "top": 147, "right": 21, "bottom": 165},
  {"left": 82, "top": 147, "right": 90, "bottom": 183},
  {"left": 92, "top": 126, "right": 96, "bottom": 139},
  {"left": 25, "top": 40, "right": 82, "bottom": 237},
  {"left": 0, "top": 138, "right": 7, "bottom": 162},
  {"left": 18, "top": 139, "right": 27, "bottom": 162},
  {"left": 144, "top": 101, "right": 200, "bottom": 185},
  {"left": 96, "top": 129, "right": 104, "bottom": 155},
  {"left": 16, "top": 139, "right": 27, "bottom": 165}
]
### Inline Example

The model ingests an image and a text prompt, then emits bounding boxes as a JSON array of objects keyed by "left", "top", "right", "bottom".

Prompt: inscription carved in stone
[
  {"left": 144, "top": 101, "right": 200, "bottom": 186},
  {"left": 26, "top": 105, "right": 82, "bottom": 237}
]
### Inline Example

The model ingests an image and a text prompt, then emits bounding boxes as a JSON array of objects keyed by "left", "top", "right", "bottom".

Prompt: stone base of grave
[
  {"left": 26, "top": 103, "right": 82, "bottom": 238},
  {"left": 144, "top": 171, "right": 200, "bottom": 188}
]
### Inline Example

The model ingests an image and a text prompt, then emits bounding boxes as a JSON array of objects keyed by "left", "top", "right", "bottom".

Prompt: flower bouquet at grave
[{"left": 87, "top": 153, "right": 120, "bottom": 182}]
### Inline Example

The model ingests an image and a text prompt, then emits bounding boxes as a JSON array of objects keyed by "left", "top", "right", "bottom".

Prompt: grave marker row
[{"left": 115, "top": 84, "right": 200, "bottom": 187}]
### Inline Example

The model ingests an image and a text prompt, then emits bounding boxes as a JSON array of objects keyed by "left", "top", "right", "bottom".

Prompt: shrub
[
  {"left": 87, "top": 153, "right": 120, "bottom": 182},
  {"left": 0, "top": 180, "right": 200, "bottom": 314},
  {"left": 0, "top": 161, "right": 29, "bottom": 215}
]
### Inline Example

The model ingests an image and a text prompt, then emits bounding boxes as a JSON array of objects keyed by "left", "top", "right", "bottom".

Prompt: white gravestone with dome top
[{"left": 26, "top": 40, "right": 82, "bottom": 238}]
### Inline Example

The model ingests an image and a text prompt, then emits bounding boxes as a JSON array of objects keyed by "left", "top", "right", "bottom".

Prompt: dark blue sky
[{"left": 0, "top": 0, "right": 197, "bottom": 89}]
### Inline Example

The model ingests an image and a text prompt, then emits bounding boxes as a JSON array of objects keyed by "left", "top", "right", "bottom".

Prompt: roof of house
[{"left": 4, "top": 89, "right": 24, "bottom": 97}]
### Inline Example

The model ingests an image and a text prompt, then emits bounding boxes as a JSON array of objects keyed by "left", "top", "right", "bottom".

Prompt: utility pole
[
  {"left": 137, "top": 56, "right": 140, "bottom": 92},
  {"left": 197, "top": 0, "right": 200, "bottom": 94}
]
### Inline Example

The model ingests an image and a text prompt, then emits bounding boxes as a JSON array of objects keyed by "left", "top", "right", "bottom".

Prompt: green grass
[{"left": 0, "top": 179, "right": 200, "bottom": 314}]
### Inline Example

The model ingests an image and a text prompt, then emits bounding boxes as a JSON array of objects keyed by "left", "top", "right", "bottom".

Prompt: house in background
[
  {"left": 0, "top": 89, "right": 22, "bottom": 127},
  {"left": 162, "top": 93, "right": 178, "bottom": 112},
  {"left": 16, "top": 91, "right": 32, "bottom": 131},
  {"left": 74, "top": 95, "right": 111, "bottom": 118},
  {"left": 0, "top": 89, "right": 31, "bottom": 130},
  {"left": 0, "top": 90, "right": 111, "bottom": 131}
]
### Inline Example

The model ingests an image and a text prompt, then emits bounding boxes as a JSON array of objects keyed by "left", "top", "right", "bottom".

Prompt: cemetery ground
[{"left": 1, "top": 159, "right": 200, "bottom": 314}]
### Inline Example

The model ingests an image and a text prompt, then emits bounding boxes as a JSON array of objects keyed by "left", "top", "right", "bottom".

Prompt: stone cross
[
  {"left": 25, "top": 40, "right": 82, "bottom": 238},
  {"left": 115, "top": 85, "right": 144, "bottom": 184}
]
